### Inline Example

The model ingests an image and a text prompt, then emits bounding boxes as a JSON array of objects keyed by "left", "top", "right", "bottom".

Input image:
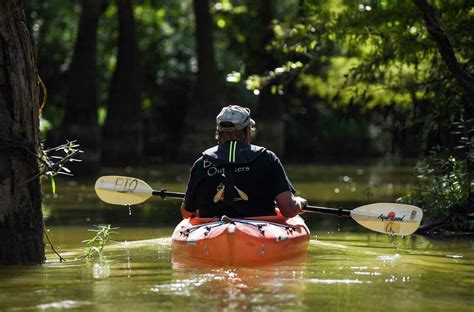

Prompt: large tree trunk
[
  {"left": 253, "top": 0, "right": 285, "bottom": 156},
  {"left": 0, "top": 0, "right": 44, "bottom": 264},
  {"left": 103, "top": 0, "right": 143, "bottom": 164},
  {"left": 59, "top": 0, "right": 105, "bottom": 173},
  {"left": 180, "top": 0, "right": 221, "bottom": 161}
]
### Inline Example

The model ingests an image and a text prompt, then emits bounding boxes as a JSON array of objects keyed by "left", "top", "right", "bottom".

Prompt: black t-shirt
[{"left": 183, "top": 141, "right": 294, "bottom": 217}]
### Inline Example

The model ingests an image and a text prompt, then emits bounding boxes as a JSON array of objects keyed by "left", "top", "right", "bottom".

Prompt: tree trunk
[
  {"left": 413, "top": 0, "right": 474, "bottom": 94},
  {"left": 253, "top": 0, "right": 285, "bottom": 156},
  {"left": 59, "top": 0, "right": 105, "bottom": 173},
  {"left": 193, "top": 0, "right": 219, "bottom": 109},
  {"left": 0, "top": 0, "right": 44, "bottom": 264},
  {"left": 180, "top": 0, "right": 221, "bottom": 161},
  {"left": 102, "top": 0, "right": 143, "bottom": 164}
]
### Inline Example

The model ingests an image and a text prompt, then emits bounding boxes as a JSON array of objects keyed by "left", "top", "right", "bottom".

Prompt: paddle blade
[
  {"left": 350, "top": 203, "right": 423, "bottom": 236},
  {"left": 94, "top": 176, "right": 153, "bottom": 205}
]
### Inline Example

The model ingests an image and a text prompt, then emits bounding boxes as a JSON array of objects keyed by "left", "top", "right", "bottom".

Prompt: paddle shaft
[
  {"left": 153, "top": 189, "right": 185, "bottom": 200},
  {"left": 152, "top": 189, "right": 351, "bottom": 217},
  {"left": 303, "top": 206, "right": 351, "bottom": 217}
]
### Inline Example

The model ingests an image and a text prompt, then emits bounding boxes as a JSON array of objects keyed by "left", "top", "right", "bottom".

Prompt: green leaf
[{"left": 51, "top": 176, "right": 56, "bottom": 195}]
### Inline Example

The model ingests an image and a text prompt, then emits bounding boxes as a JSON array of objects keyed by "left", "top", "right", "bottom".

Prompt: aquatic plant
[
  {"left": 83, "top": 225, "right": 119, "bottom": 259},
  {"left": 403, "top": 119, "right": 474, "bottom": 234}
]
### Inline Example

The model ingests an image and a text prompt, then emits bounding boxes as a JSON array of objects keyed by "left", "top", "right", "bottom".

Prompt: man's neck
[{"left": 221, "top": 139, "right": 250, "bottom": 145}]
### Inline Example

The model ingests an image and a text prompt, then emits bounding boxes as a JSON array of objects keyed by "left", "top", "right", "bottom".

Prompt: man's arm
[
  {"left": 180, "top": 202, "right": 198, "bottom": 219},
  {"left": 275, "top": 191, "right": 307, "bottom": 218},
  {"left": 181, "top": 157, "right": 202, "bottom": 219}
]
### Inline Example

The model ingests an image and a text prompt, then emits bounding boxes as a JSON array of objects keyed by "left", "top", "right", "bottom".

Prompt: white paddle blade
[
  {"left": 350, "top": 203, "right": 423, "bottom": 236},
  {"left": 94, "top": 176, "right": 153, "bottom": 205}
]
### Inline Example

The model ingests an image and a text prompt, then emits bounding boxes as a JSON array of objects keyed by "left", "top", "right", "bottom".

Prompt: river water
[{"left": 1, "top": 164, "right": 473, "bottom": 311}]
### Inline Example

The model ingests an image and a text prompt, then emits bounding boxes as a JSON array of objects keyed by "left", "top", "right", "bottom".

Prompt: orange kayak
[{"left": 171, "top": 215, "right": 310, "bottom": 266}]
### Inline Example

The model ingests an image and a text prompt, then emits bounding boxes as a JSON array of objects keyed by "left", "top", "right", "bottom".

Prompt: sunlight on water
[
  {"left": 37, "top": 300, "right": 83, "bottom": 310},
  {"left": 307, "top": 278, "right": 366, "bottom": 284},
  {"left": 310, "top": 239, "right": 348, "bottom": 249},
  {"left": 377, "top": 253, "right": 400, "bottom": 262},
  {"left": 92, "top": 262, "right": 111, "bottom": 279}
]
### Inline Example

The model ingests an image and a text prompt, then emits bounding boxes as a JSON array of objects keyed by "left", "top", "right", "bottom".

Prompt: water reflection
[
  {"left": 163, "top": 258, "right": 308, "bottom": 310},
  {"left": 91, "top": 262, "right": 111, "bottom": 279}
]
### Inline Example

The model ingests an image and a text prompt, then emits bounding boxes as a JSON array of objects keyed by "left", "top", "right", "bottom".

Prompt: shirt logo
[
  {"left": 205, "top": 163, "right": 250, "bottom": 177},
  {"left": 213, "top": 183, "right": 249, "bottom": 203}
]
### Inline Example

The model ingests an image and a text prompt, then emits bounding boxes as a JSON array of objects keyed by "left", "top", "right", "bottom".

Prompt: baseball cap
[{"left": 216, "top": 105, "right": 256, "bottom": 131}]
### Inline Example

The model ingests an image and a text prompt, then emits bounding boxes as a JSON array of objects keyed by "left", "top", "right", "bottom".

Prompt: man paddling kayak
[{"left": 181, "top": 105, "right": 307, "bottom": 219}]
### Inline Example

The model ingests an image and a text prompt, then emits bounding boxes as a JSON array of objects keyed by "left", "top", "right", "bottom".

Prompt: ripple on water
[
  {"left": 377, "top": 253, "right": 400, "bottom": 262},
  {"left": 310, "top": 239, "right": 348, "bottom": 249},
  {"left": 150, "top": 275, "right": 216, "bottom": 297},
  {"left": 306, "top": 278, "right": 367, "bottom": 284}
]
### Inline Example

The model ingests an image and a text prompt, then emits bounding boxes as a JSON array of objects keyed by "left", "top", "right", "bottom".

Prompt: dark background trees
[
  {"left": 23, "top": 0, "right": 472, "bottom": 164},
  {"left": 103, "top": 0, "right": 143, "bottom": 164},
  {"left": 57, "top": 0, "right": 107, "bottom": 173},
  {"left": 179, "top": 0, "right": 221, "bottom": 160}
]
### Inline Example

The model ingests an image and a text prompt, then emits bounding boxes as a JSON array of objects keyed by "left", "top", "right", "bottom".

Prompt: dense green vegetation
[
  {"left": 403, "top": 119, "right": 474, "bottom": 233},
  {"left": 24, "top": 0, "right": 473, "bottom": 232}
]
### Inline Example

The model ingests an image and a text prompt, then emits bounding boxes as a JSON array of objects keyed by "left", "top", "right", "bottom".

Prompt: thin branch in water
[{"left": 44, "top": 227, "right": 66, "bottom": 262}]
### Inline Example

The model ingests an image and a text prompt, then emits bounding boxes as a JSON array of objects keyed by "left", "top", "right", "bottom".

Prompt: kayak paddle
[{"left": 94, "top": 175, "right": 423, "bottom": 236}]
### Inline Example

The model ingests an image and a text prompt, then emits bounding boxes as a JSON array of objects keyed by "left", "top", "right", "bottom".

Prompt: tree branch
[{"left": 413, "top": 0, "right": 474, "bottom": 94}]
